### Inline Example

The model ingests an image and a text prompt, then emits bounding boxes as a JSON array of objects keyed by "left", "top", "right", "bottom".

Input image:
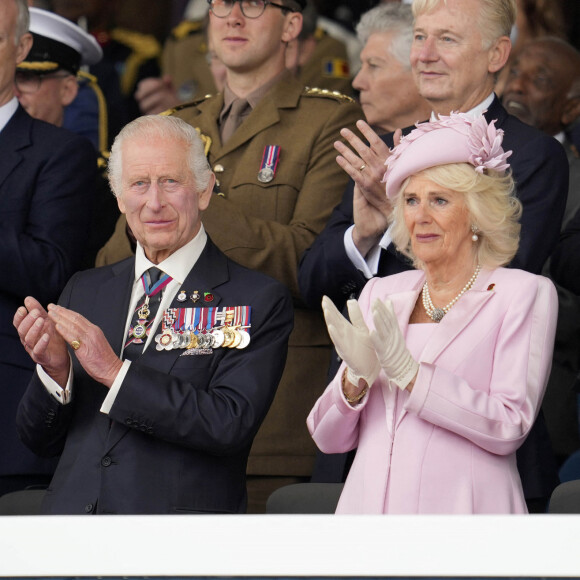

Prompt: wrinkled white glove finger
[
  {"left": 326, "top": 323, "right": 348, "bottom": 362},
  {"left": 322, "top": 295, "right": 344, "bottom": 329},
  {"left": 370, "top": 298, "right": 419, "bottom": 390},
  {"left": 372, "top": 298, "right": 396, "bottom": 331},
  {"left": 346, "top": 299, "right": 367, "bottom": 333},
  {"left": 371, "top": 299, "right": 398, "bottom": 360},
  {"left": 323, "top": 297, "right": 381, "bottom": 387}
]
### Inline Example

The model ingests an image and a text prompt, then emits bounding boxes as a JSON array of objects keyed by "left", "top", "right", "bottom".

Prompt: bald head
[{"left": 502, "top": 37, "right": 580, "bottom": 135}]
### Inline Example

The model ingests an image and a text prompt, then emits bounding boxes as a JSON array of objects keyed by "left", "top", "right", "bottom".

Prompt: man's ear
[
  {"left": 60, "top": 75, "right": 79, "bottom": 107},
  {"left": 281, "top": 11, "right": 303, "bottom": 44},
  {"left": 117, "top": 195, "right": 126, "bottom": 214},
  {"left": 199, "top": 173, "right": 216, "bottom": 212},
  {"left": 562, "top": 96, "right": 580, "bottom": 127},
  {"left": 16, "top": 32, "right": 32, "bottom": 65},
  {"left": 488, "top": 36, "right": 511, "bottom": 74}
]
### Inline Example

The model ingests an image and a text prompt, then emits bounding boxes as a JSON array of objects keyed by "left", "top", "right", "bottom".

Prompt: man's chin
[{"left": 504, "top": 102, "right": 530, "bottom": 123}]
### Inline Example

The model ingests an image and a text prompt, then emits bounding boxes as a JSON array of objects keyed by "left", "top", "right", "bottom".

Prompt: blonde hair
[
  {"left": 412, "top": 0, "right": 516, "bottom": 48},
  {"left": 390, "top": 163, "right": 522, "bottom": 270}
]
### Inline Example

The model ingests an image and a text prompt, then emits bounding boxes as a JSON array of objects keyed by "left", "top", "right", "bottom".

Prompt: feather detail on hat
[{"left": 382, "top": 112, "right": 512, "bottom": 198}]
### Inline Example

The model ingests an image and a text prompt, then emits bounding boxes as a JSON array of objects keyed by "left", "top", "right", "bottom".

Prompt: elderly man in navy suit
[
  {"left": 14, "top": 114, "right": 293, "bottom": 514},
  {"left": 0, "top": 0, "right": 96, "bottom": 496},
  {"left": 299, "top": 0, "right": 568, "bottom": 512}
]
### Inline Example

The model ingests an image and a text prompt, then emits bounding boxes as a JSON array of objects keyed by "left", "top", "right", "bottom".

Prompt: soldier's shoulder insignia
[
  {"left": 110, "top": 28, "right": 161, "bottom": 59},
  {"left": 322, "top": 57, "right": 350, "bottom": 79},
  {"left": 303, "top": 87, "right": 355, "bottom": 104},
  {"left": 194, "top": 128, "right": 212, "bottom": 157},
  {"left": 160, "top": 94, "right": 215, "bottom": 116},
  {"left": 313, "top": 27, "right": 327, "bottom": 41},
  {"left": 170, "top": 19, "right": 205, "bottom": 41}
]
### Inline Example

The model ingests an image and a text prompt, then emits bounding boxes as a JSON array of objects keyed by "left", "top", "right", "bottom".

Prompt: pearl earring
[{"left": 471, "top": 224, "right": 479, "bottom": 242}]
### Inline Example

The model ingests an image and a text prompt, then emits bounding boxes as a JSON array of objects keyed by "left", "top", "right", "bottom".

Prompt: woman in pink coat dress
[{"left": 307, "top": 112, "right": 558, "bottom": 514}]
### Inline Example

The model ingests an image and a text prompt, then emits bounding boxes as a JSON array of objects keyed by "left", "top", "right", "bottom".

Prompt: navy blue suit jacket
[
  {"left": 551, "top": 205, "right": 580, "bottom": 296},
  {"left": 16, "top": 238, "right": 293, "bottom": 514},
  {"left": 299, "top": 96, "right": 568, "bottom": 502},
  {"left": 0, "top": 105, "right": 96, "bottom": 479}
]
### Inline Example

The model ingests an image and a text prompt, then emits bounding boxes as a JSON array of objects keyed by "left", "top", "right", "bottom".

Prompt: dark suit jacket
[
  {"left": 299, "top": 96, "right": 568, "bottom": 503},
  {"left": 16, "top": 238, "right": 293, "bottom": 514},
  {"left": 551, "top": 205, "right": 580, "bottom": 296},
  {"left": 299, "top": 96, "right": 569, "bottom": 310},
  {"left": 0, "top": 105, "right": 96, "bottom": 479}
]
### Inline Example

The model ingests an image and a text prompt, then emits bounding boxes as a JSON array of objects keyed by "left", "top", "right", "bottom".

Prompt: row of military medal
[{"left": 154, "top": 325, "right": 251, "bottom": 352}]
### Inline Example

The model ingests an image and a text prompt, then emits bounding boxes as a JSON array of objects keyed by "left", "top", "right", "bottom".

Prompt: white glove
[
  {"left": 322, "top": 296, "right": 380, "bottom": 387},
  {"left": 370, "top": 298, "right": 419, "bottom": 390}
]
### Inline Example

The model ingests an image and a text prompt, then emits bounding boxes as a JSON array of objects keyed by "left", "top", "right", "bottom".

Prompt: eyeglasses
[
  {"left": 207, "top": 0, "right": 292, "bottom": 19},
  {"left": 15, "top": 71, "right": 71, "bottom": 94}
]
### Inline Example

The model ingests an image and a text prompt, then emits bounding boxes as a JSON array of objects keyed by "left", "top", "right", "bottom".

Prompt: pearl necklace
[{"left": 422, "top": 265, "right": 481, "bottom": 322}]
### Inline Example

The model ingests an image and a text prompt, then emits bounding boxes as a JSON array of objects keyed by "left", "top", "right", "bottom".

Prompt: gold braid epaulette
[
  {"left": 109, "top": 28, "right": 162, "bottom": 96},
  {"left": 159, "top": 94, "right": 214, "bottom": 117},
  {"left": 77, "top": 70, "right": 109, "bottom": 155},
  {"left": 170, "top": 19, "right": 205, "bottom": 41},
  {"left": 303, "top": 86, "right": 355, "bottom": 103},
  {"left": 313, "top": 27, "right": 327, "bottom": 41}
]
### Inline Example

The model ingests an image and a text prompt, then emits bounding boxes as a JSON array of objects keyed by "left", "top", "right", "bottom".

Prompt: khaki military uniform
[
  {"left": 97, "top": 72, "right": 362, "bottom": 508},
  {"left": 161, "top": 19, "right": 217, "bottom": 103},
  {"left": 161, "top": 19, "right": 353, "bottom": 103},
  {"left": 298, "top": 28, "right": 353, "bottom": 96}
]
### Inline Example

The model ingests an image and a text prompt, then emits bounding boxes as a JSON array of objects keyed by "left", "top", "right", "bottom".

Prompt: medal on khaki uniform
[{"left": 257, "top": 145, "right": 280, "bottom": 183}]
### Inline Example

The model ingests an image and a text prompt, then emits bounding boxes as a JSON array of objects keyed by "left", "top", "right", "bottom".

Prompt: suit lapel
[
  {"left": 484, "top": 95, "right": 508, "bottom": 126},
  {"left": 0, "top": 106, "right": 31, "bottom": 190},
  {"left": 91, "top": 259, "right": 134, "bottom": 446},
  {"left": 95, "top": 259, "right": 135, "bottom": 355},
  {"left": 106, "top": 240, "right": 230, "bottom": 450}
]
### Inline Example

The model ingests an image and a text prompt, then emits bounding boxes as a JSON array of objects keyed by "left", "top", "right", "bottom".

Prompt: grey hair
[
  {"left": 356, "top": 3, "right": 414, "bottom": 69},
  {"left": 14, "top": 0, "right": 29, "bottom": 44},
  {"left": 108, "top": 115, "right": 213, "bottom": 198},
  {"left": 412, "top": 0, "right": 516, "bottom": 49}
]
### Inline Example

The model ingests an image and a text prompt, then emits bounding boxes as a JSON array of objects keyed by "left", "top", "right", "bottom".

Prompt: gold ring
[
  {"left": 359, "top": 164, "right": 367, "bottom": 172},
  {"left": 70, "top": 339, "right": 81, "bottom": 351}
]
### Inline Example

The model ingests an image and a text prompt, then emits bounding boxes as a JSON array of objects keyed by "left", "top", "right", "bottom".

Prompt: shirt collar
[
  {"left": 222, "top": 68, "right": 288, "bottom": 112},
  {"left": 430, "top": 93, "right": 495, "bottom": 120},
  {"left": 0, "top": 97, "right": 19, "bottom": 133},
  {"left": 134, "top": 224, "right": 208, "bottom": 285}
]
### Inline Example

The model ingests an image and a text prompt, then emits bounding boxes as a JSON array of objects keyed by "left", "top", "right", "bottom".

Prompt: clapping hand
[
  {"left": 47, "top": 304, "right": 123, "bottom": 389},
  {"left": 334, "top": 120, "right": 399, "bottom": 257},
  {"left": 14, "top": 297, "right": 70, "bottom": 387},
  {"left": 322, "top": 296, "right": 380, "bottom": 388},
  {"left": 370, "top": 298, "right": 418, "bottom": 391}
]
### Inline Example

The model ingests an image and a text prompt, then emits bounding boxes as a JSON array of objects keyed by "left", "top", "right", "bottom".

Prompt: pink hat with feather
[{"left": 383, "top": 112, "right": 512, "bottom": 199}]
